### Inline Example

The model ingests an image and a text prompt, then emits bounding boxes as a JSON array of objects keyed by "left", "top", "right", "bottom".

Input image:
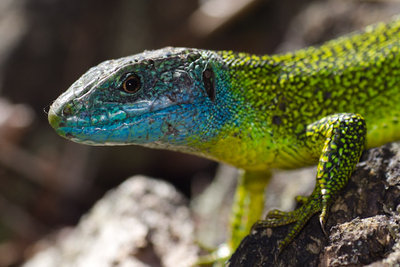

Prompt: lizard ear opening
[{"left": 202, "top": 68, "right": 216, "bottom": 102}]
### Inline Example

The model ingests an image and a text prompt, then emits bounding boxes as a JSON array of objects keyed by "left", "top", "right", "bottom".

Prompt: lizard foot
[
  {"left": 294, "top": 195, "right": 309, "bottom": 205},
  {"left": 252, "top": 191, "right": 323, "bottom": 252}
]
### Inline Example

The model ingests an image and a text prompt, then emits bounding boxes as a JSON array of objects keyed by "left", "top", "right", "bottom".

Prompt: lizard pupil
[
  {"left": 122, "top": 74, "right": 141, "bottom": 93},
  {"left": 202, "top": 68, "right": 216, "bottom": 102}
]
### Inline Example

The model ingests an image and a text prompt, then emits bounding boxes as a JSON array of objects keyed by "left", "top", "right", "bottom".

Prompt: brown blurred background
[{"left": 1, "top": 0, "right": 400, "bottom": 266}]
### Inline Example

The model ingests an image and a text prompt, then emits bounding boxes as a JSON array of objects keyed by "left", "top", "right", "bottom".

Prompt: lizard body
[{"left": 48, "top": 17, "right": 400, "bottom": 262}]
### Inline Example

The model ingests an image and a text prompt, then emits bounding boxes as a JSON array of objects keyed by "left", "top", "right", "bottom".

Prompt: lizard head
[{"left": 48, "top": 47, "right": 235, "bottom": 153}]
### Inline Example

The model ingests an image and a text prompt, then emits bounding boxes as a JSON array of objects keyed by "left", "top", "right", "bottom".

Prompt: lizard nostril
[{"left": 62, "top": 103, "right": 74, "bottom": 116}]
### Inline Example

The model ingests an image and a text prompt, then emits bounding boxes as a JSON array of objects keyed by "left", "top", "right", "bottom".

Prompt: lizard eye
[
  {"left": 122, "top": 73, "right": 141, "bottom": 94},
  {"left": 202, "top": 68, "right": 215, "bottom": 102}
]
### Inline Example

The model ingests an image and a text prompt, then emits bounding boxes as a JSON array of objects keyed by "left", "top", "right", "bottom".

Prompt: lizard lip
[
  {"left": 48, "top": 109, "right": 62, "bottom": 130},
  {"left": 48, "top": 108, "right": 71, "bottom": 139},
  {"left": 47, "top": 101, "right": 198, "bottom": 144}
]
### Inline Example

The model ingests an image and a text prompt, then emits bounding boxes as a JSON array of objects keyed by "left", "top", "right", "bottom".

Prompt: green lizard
[{"left": 48, "top": 16, "right": 400, "bottom": 263}]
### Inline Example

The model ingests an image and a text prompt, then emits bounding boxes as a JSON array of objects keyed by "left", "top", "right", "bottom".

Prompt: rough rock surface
[
  {"left": 229, "top": 143, "right": 400, "bottom": 266},
  {"left": 22, "top": 143, "right": 400, "bottom": 267},
  {"left": 23, "top": 176, "right": 199, "bottom": 267}
]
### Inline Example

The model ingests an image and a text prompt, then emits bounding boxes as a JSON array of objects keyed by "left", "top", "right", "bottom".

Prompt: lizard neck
[
  {"left": 199, "top": 18, "right": 400, "bottom": 170},
  {"left": 188, "top": 52, "right": 281, "bottom": 170}
]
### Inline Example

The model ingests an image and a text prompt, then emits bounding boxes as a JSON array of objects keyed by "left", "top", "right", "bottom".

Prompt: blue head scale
[{"left": 48, "top": 47, "right": 233, "bottom": 153}]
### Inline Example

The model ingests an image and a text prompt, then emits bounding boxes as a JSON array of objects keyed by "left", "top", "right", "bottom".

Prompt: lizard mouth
[{"left": 48, "top": 102, "right": 196, "bottom": 145}]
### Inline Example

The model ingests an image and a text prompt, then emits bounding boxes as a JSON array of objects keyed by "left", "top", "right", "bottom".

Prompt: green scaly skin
[{"left": 48, "top": 17, "right": 400, "bottom": 263}]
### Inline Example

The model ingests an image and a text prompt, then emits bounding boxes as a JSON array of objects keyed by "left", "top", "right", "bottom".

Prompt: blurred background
[{"left": 1, "top": 0, "right": 400, "bottom": 265}]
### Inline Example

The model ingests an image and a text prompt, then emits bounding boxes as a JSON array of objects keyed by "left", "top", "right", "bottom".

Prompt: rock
[
  {"left": 21, "top": 145, "right": 400, "bottom": 267},
  {"left": 229, "top": 143, "right": 400, "bottom": 266},
  {"left": 23, "top": 176, "right": 199, "bottom": 267}
]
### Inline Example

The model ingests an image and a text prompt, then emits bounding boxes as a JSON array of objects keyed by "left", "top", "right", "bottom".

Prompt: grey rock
[{"left": 23, "top": 176, "right": 199, "bottom": 267}]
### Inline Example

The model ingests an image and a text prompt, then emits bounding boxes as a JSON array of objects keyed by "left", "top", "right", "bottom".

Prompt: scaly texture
[{"left": 48, "top": 16, "right": 400, "bottom": 262}]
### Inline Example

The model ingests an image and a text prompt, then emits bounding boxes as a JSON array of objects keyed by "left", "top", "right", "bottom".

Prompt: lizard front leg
[
  {"left": 254, "top": 113, "right": 366, "bottom": 251},
  {"left": 197, "top": 170, "right": 271, "bottom": 265},
  {"left": 229, "top": 170, "right": 272, "bottom": 251}
]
